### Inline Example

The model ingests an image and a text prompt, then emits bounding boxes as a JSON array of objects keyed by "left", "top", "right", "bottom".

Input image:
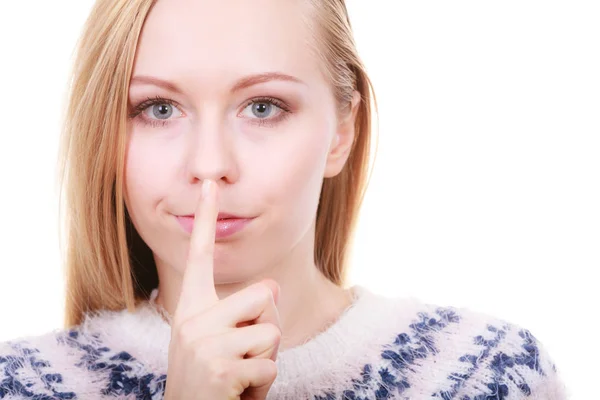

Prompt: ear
[{"left": 324, "top": 90, "right": 362, "bottom": 178}]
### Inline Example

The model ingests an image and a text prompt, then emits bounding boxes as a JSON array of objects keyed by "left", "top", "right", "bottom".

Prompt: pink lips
[{"left": 176, "top": 215, "right": 253, "bottom": 239}]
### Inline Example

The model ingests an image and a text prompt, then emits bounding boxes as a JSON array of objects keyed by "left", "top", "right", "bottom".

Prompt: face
[{"left": 124, "top": 0, "right": 357, "bottom": 283}]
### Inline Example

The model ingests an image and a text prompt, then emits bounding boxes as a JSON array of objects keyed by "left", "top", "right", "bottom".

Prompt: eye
[
  {"left": 129, "top": 97, "right": 185, "bottom": 128},
  {"left": 240, "top": 99, "right": 284, "bottom": 120},
  {"left": 143, "top": 102, "right": 183, "bottom": 121}
]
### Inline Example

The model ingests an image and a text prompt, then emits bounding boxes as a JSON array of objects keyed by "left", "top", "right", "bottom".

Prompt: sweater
[{"left": 0, "top": 286, "right": 567, "bottom": 399}]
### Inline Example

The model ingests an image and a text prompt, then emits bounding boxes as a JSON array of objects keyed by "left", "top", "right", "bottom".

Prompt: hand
[{"left": 164, "top": 179, "right": 281, "bottom": 400}]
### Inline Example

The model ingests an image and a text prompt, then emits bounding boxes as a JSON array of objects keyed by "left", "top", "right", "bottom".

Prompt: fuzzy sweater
[{"left": 0, "top": 286, "right": 567, "bottom": 399}]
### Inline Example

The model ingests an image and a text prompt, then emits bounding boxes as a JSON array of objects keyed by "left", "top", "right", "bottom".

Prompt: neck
[{"left": 154, "top": 226, "right": 354, "bottom": 351}]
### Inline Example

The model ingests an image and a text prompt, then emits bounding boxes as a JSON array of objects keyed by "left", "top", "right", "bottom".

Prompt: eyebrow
[
  {"left": 230, "top": 72, "right": 305, "bottom": 92},
  {"left": 129, "top": 72, "right": 306, "bottom": 95}
]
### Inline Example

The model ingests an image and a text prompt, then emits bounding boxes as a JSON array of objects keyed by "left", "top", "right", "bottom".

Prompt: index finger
[{"left": 175, "top": 179, "right": 220, "bottom": 322}]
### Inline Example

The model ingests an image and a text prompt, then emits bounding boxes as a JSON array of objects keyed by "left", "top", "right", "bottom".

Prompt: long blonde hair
[{"left": 58, "top": 0, "right": 378, "bottom": 328}]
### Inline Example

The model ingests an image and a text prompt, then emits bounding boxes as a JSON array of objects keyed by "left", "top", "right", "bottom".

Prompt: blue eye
[
  {"left": 252, "top": 102, "right": 273, "bottom": 118},
  {"left": 129, "top": 96, "right": 184, "bottom": 128},
  {"left": 129, "top": 95, "right": 291, "bottom": 129},
  {"left": 237, "top": 97, "right": 292, "bottom": 127},
  {"left": 143, "top": 102, "right": 183, "bottom": 121},
  {"left": 149, "top": 103, "right": 174, "bottom": 119},
  {"left": 241, "top": 100, "right": 282, "bottom": 119}
]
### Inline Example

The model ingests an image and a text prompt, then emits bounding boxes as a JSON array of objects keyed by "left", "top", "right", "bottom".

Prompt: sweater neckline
[
  {"left": 141, "top": 285, "right": 399, "bottom": 383},
  {"left": 83, "top": 285, "right": 406, "bottom": 396},
  {"left": 146, "top": 284, "right": 367, "bottom": 357}
]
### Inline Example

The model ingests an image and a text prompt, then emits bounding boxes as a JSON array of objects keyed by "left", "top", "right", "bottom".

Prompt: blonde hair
[{"left": 58, "top": 0, "right": 378, "bottom": 328}]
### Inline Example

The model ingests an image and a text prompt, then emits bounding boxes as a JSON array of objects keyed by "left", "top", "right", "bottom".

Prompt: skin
[
  {"left": 124, "top": 0, "right": 361, "bottom": 351},
  {"left": 164, "top": 180, "right": 283, "bottom": 399}
]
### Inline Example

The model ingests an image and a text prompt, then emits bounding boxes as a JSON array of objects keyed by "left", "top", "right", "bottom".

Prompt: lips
[
  {"left": 176, "top": 213, "right": 254, "bottom": 238},
  {"left": 181, "top": 212, "right": 244, "bottom": 220},
  {"left": 216, "top": 213, "right": 243, "bottom": 221}
]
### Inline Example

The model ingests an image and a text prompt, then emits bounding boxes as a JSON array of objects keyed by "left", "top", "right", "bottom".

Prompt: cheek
[
  {"left": 124, "top": 135, "right": 174, "bottom": 219},
  {"left": 251, "top": 122, "right": 333, "bottom": 217}
]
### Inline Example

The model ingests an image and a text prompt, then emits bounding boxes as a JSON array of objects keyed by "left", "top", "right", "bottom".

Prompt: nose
[{"left": 185, "top": 119, "right": 237, "bottom": 185}]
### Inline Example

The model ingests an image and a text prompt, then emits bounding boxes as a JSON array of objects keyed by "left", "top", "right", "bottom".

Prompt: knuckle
[
  {"left": 174, "top": 320, "right": 196, "bottom": 347},
  {"left": 253, "top": 282, "right": 274, "bottom": 304},
  {"left": 187, "top": 342, "right": 212, "bottom": 371},
  {"left": 262, "top": 359, "right": 278, "bottom": 380},
  {"left": 207, "top": 358, "right": 231, "bottom": 386},
  {"left": 263, "top": 323, "right": 282, "bottom": 344},
  {"left": 174, "top": 322, "right": 189, "bottom": 343}
]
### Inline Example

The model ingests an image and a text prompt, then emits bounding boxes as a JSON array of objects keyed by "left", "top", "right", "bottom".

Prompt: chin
[
  {"left": 213, "top": 268, "right": 259, "bottom": 286},
  {"left": 215, "top": 251, "right": 274, "bottom": 284}
]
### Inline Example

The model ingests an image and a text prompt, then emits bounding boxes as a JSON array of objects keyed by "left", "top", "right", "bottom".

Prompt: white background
[{"left": 0, "top": 1, "right": 598, "bottom": 398}]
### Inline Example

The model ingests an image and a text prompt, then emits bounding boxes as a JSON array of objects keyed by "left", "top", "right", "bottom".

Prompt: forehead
[{"left": 133, "top": 0, "right": 322, "bottom": 88}]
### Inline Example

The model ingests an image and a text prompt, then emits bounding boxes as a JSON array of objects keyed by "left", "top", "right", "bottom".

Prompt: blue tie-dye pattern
[
  {"left": 437, "top": 327, "right": 546, "bottom": 400},
  {"left": 433, "top": 324, "right": 508, "bottom": 399},
  {"left": 0, "top": 342, "right": 76, "bottom": 399},
  {"left": 58, "top": 329, "right": 167, "bottom": 399},
  {"left": 1, "top": 329, "right": 166, "bottom": 399},
  {"left": 1, "top": 305, "right": 561, "bottom": 399},
  {"left": 316, "top": 307, "right": 461, "bottom": 400},
  {"left": 314, "top": 311, "right": 553, "bottom": 400}
]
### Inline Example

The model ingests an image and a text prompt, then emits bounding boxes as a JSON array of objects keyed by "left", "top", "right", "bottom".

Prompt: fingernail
[{"left": 202, "top": 180, "right": 212, "bottom": 199}]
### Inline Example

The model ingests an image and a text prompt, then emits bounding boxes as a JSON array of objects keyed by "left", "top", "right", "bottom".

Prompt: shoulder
[
  {"left": 350, "top": 287, "right": 568, "bottom": 399},
  {"left": 0, "top": 305, "right": 168, "bottom": 399}
]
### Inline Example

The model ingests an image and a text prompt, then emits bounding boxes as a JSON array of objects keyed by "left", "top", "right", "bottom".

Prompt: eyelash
[{"left": 128, "top": 95, "right": 291, "bottom": 129}]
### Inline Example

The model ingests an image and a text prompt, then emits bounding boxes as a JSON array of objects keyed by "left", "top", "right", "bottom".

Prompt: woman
[{"left": 0, "top": 0, "right": 567, "bottom": 398}]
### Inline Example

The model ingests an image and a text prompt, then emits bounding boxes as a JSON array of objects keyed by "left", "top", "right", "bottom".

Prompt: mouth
[
  {"left": 180, "top": 213, "right": 245, "bottom": 220},
  {"left": 176, "top": 213, "right": 255, "bottom": 238}
]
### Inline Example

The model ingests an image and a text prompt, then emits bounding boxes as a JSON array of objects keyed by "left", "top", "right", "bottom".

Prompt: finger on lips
[{"left": 176, "top": 179, "right": 219, "bottom": 323}]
